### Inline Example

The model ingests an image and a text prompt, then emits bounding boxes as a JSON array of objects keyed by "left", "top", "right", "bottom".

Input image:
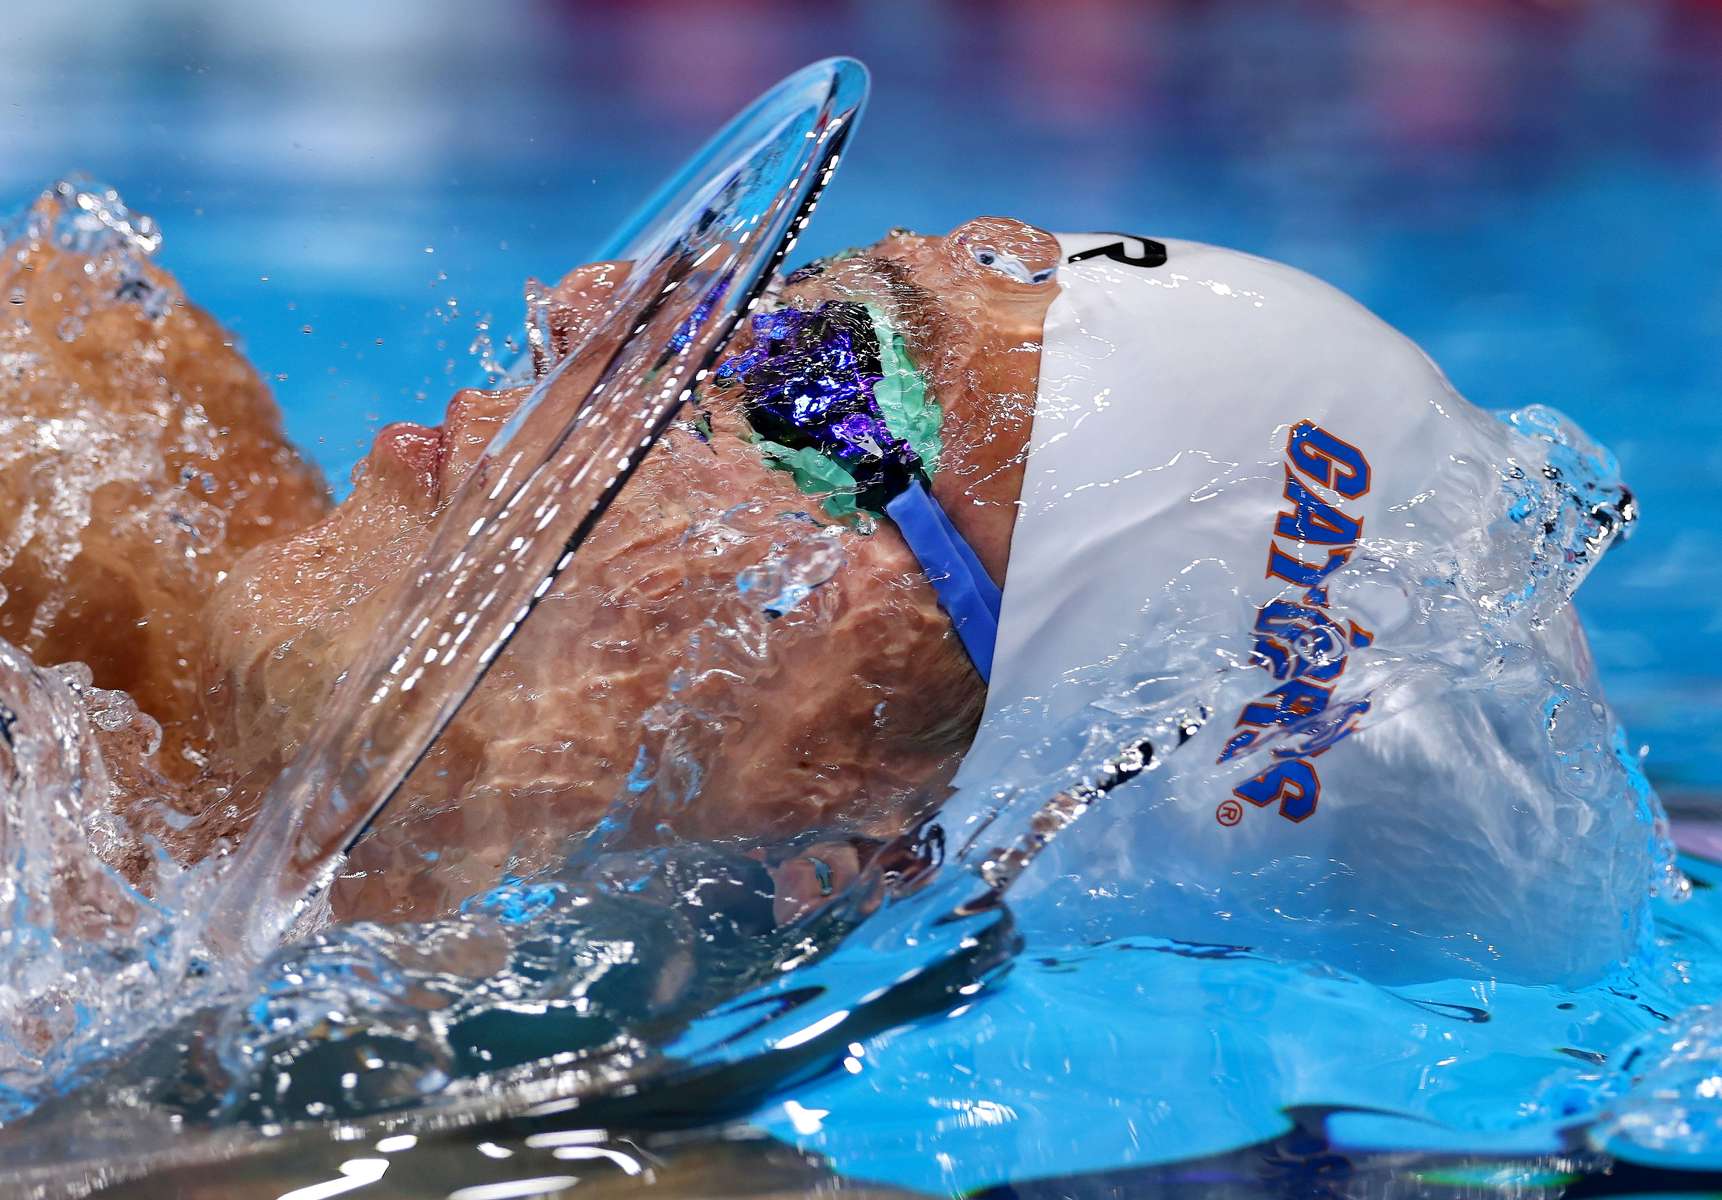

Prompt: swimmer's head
[
  {"left": 202, "top": 218, "right": 1062, "bottom": 918},
  {"left": 204, "top": 215, "right": 1453, "bottom": 921},
  {"left": 124, "top": 205, "right": 1627, "bottom": 968}
]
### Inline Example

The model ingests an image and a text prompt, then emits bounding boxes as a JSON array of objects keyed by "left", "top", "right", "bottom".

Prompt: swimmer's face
[{"left": 205, "top": 218, "right": 1061, "bottom": 920}]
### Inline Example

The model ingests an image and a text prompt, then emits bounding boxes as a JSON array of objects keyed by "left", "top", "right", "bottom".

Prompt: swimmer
[
  {"left": 206, "top": 220, "right": 1053, "bottom": 920},
  {"left": 1, "top": 196, "right": 1640, "bottom": 973}
]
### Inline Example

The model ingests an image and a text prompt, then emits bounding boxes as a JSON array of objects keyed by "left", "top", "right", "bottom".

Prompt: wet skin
[
  {"left": 0, "top": 212, "right": 1061, "bottom": 922},
  {"left": 0, "top": 203, "right": 329, "bottom": 806}
]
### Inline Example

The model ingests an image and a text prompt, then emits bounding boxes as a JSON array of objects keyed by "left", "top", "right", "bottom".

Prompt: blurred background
[{"left": 0, "top": 0, "right": 1718, "bottom": 795}]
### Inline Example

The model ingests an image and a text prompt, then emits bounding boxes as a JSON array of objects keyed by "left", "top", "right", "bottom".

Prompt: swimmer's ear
[
  {"left": 941, "top": 218, "right": 1061, "bottom": 291},
  {"left": 767, "top": 840, "right": 863, "bottom": 925},
  {"left": 530, "top": 261, "right": 632, "bottom": 376}
]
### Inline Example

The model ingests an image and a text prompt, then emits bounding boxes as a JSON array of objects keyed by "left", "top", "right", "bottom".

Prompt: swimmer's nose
[
  {"left": 368, "top": 386, "right": 537, "bottom": 508},
  {"left": 368, "top": 421, "right": 442, "bottom": 497},
  {"left": 532, "top": 259, "right": 631, "bottom": 375},
  {"left": 942, "top": 217, "right": 1061, "bottom": 292}
]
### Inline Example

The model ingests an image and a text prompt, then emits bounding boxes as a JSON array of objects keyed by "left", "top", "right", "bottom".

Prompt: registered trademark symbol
[{"left": 1216, "top": 799, "right": 1243, "bottom": 827}]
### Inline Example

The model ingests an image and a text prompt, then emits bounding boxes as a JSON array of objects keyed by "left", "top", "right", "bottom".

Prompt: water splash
[
  {"left": 195, "top": 60, "right": 866, "bottom": 967},
  {"left": 0, "top": 640, "right": 212, "bottom": 1121},
  {"left": 2, "top": 175, "right": 163, "bottom": 268}
]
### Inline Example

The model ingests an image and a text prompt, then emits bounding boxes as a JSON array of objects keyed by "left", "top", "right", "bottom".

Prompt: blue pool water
[
  {"left": 5, "top": 4, "right": 1722, "bottom": 1195},
  {"left": 753, "top": 853, "right": 1722, "bottom": 1192}
]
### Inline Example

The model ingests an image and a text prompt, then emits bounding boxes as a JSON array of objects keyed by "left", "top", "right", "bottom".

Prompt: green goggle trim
[
  {"left": 756, "top": 437, "right": 863, "bottom": 518},
  {"left": 726, "top": 297, "right": 943, "bottom": 519},
  {"left": 865, "top": 302, "right": 943, "bottom": 478}
]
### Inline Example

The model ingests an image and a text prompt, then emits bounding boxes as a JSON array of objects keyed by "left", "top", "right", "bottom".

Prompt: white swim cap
[
  {"left": 955, "top": 231, "right": 1470, "bottom": 799},
  {"left": 944, "top": 232, "right": 1654, "bottom": 983}
]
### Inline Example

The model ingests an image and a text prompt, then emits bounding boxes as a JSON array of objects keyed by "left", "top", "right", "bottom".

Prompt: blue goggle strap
[{"left": 884, "top": 480, "right": 1001, "bottom": 682}]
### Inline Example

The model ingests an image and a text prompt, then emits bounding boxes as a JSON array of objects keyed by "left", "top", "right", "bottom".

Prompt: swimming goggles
[{"left": 714, "top": 299, "right": 1000, "bottom": 679}]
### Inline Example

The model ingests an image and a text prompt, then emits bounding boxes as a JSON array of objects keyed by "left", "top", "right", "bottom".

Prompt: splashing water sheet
[{"left": 0, "top": 57, "right": 1715, "bottom": 1200}]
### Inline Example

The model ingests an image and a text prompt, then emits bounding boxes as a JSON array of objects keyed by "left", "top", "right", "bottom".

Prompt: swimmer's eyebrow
[
  {"left": 697, "top": 252, "right": 944, "bottom": 417},
  {"left": 848, "top": 254, "right": 942, "bottom": 338}
]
